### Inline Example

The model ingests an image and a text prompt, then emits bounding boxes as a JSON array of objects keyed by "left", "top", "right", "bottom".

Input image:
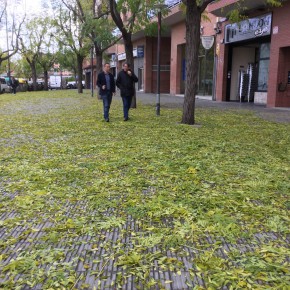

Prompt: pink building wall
[{"left": 170, "top": 13, "right": 216, "bottom": 95}]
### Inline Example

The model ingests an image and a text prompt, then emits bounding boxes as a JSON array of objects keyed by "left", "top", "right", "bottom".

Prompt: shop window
[
  {"left": 257, "top": 43, "right": 270, "bottom": 91},
  {"left": 198, "top": 45, "right": 214, "bottom": 95}
]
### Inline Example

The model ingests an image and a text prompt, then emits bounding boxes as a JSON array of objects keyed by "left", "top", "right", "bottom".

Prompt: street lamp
[
  {"left": 90, "top": 45, "right": 94, "bottom": 97},
  {"left": 5, "top": 5, "right": 11, "bottom": 79},
  {"left": 154, "top": 3, "right": 167, "bottom": 116}
]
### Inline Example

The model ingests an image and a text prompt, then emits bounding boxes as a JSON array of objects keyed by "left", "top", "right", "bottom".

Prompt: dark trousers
[
  {"left": 121, "top": 96, "right": 132, "bottom": 119},
  {"left": 11, "top": 86, "right": 17, "bottom": 94},
  {"left": 101, "top": 91, "right": 112, "bottom": 120}
]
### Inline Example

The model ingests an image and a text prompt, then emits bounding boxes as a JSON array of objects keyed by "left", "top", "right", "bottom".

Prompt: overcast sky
[{"left": 0, "top": 0, "right": 47, "bottom": 49}]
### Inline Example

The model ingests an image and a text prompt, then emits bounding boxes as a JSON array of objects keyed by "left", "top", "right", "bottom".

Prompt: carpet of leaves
[{"left": 0, "top": 91, "right": 289, "bottom": 290}]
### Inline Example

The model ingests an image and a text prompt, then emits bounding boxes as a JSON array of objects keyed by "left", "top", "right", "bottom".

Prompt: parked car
[
  {"left": 49, "top": 75, "right": 62, "bottom": 90},
  {"left": 18, "top": 78, "right": 28, "bottom": 92},
  {"left": 0, "top": 77, "right": 11, "bottom": 94},
  {"left": 66, "top": 81, "right": 77, "bottom": 89},
  {"left": 27, "top": 80, "right": 45, "bottom": 91},
  {"left": 66, "top": 80, "right": 85, "bottom": 89}
]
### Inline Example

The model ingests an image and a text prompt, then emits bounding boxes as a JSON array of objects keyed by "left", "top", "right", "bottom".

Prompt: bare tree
[
  {"left": 0, "top": 1, "right": 24, "bottom": 69},
  {"left": 52, "top": 2, "right": 90, "bottom": 93},
  {"left": 59, "top": 0, "right": 120, "bottom": 97},
  {"left": 19, "top": 17, "right": 48, "bottom": 91}
]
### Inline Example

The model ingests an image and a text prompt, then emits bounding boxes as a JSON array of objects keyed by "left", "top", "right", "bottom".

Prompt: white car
[
  {"left": 66, "top": 80, "right": 85, "bottom": 89},
  {"left": 0, "top": 77, "right": 11, "bottom": 94}
]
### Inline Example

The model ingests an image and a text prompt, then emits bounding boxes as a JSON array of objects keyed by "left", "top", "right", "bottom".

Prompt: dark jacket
[
  {"left": 97, "top": 71, "right": 116, "bottom": 95},
  {"left": 116, "top": 70, "right": 138, "bottom": 97},
  {"left": 10, "top": 78, "right": 19, "bottom": 88}
]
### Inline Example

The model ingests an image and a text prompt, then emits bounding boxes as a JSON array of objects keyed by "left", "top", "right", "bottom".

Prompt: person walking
[
  {"left": 10, "top": 77, "right": 19, "bottom": 94},
  {"left": 116, "top": 63, "right": 138, "bottom": 121},
  {"left": 97, "top": 63, "right": 116, "bottom": 122}
]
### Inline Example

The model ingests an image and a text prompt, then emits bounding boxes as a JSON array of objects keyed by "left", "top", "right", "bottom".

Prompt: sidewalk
[
  {"left": 136, "top": 92, "right": 290, "bottom": 123},
  {"left": 0, "top": 91, "right": 289, "bottom": 289}
]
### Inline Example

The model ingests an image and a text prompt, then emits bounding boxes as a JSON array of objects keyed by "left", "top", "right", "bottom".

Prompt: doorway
[
  {"left": 138, "top": 67, "right": 144, "bottom": 91},
  {"left": 229, "top": 45, "right": 258, "bottom": 101}
]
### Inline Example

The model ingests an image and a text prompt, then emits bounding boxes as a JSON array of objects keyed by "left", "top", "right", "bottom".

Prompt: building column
[
  {"left": 144, "top": 37, "right": 153, "bottom": 93},
  {"left": 215, "top": 40, "right": 228, "bottom": 102}
]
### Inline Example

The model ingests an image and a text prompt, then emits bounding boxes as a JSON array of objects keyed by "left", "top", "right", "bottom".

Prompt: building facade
[
  {"left": 99, "top": 0, "right": 290, "bottom": 108},
  {"left": 106, "top": 1, "right": 216, "bottom": 96},
  {"left": 209, "top": 0, "right": 290, "bottom": 107}
]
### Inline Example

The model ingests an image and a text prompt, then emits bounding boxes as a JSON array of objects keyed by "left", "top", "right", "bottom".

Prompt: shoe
[
  {"left": 124, "top": 117, "right": 129, "bottom": 121},
  {"left": 105, "top": 118, "right": 109, "bottom": 122}
]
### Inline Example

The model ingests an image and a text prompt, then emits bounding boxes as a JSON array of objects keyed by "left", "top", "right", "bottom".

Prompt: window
[{"left": 257, "top": 43, "right": 270, "bottom": 91}]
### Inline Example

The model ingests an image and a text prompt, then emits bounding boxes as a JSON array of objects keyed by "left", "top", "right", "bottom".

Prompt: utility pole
[{"left": 5, "top": 2, "right": 11, "bottom": 79}]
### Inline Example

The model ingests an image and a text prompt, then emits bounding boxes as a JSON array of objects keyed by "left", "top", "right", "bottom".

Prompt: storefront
[
  {"left": 210, "top": 0, "right": 290, "bottom": 108},
  {"left": 224, "top": 13, "right": 272, "bottom": 104}
]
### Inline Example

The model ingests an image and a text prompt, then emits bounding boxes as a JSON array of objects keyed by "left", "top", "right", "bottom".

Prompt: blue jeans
[
  {"left": 101, "top": 91, "right": 112, "bottom": 120},
  {"left": 121, "top": 96, "right": 132, "bottom": 119}
]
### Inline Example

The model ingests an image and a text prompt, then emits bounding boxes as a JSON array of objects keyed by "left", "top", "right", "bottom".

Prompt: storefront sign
[
  {"left": 117, "top": 47, "right": 142, "bottom": 61},
  {"left": 118, "top": 52, "right": 126, "bottom": 61},
  {"left": 137, "top": 46, "right": 144, "bottom": 58},
  {"left": 201, "top": 36, "right": 215, "bottom": 50},
  {"left": 225, "top": 13, "right": 272, "bottom": 44}
]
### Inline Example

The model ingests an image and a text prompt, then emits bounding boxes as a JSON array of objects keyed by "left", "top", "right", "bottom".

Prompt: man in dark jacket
[
  {"left": 97, "top": 63, "right": 116, "bottom": 122},
  {"left": 116, "top": 63, "right": 138, "bottom": 121},
  {"left": 10, "top": 77, "right": 19, "bottom": 94}
]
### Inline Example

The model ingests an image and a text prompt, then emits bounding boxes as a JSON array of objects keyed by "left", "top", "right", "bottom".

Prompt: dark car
[
  {"left": 27, "top": 80, "right": 45, "bottom": 91},
  {"left": 66, "top": 81, "right": 77, "bottom": 89}
]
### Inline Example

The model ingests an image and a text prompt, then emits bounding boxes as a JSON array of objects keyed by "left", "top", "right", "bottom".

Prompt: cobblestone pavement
[{"left": 136, "top": 93, "right": 290, "bottom": 124}]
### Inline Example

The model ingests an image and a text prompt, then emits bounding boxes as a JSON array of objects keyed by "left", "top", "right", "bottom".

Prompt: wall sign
[
  {"left": 118, "top": 52, "right": 126, "bottom": 61},
  {"left": 225, "top": 13, "right": 272, "bottom": 44},
  {"left": 273, "top": 26, "right": 279, "bottom": 35},
  {"left": 137, "top": 46, "right": 144, "bottom": 58},
  {"left": 117, "top": 48, "right": 138, "bottom": 61},
  {"left": 201, "top": 36, "right": 215, "bottom": 50}
]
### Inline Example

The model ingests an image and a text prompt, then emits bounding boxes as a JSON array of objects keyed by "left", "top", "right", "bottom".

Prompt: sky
[{"left": 0, "top": 0, "right": 46, "bottom": 49}]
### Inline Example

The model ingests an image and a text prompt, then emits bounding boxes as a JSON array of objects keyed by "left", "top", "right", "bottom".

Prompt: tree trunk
[
  {"left": 123, "top": 33, "right": 136, "bottom": 108},
  {"left": 77, "top": 54, "right": 83, "bottom": 94},
  {"left": 43, "top": 70, "right": 49, "bottom": 91},
  {"left": 95, "top": 47, "right": 103, "bottom": 99},
  {"left": 181, "top": 2, "right": 201, "bottom": 125},
  {"left": 31, "top": 63, "right": 38, "bottom": 91},
  {"left": 95, "top": 49, "right": 103, "bottom": 75}
]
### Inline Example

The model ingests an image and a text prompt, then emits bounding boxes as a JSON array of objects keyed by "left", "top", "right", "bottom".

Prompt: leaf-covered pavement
[{"left": 0, "top": 91, "right": 289, "bottom": 290}]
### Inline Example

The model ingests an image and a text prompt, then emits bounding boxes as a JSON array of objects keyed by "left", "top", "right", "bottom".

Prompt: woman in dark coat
[{"left": 116, "top": 63, "right": 138, "bottom": 121}]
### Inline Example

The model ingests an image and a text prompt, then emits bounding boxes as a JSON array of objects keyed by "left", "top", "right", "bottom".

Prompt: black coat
[
  {"left": 10, "top": 78, "right": 19, "bottom": 88},
  {"left": 116, "top": 70, "right": 138, "bottom": 97},
  {"left": 97, "top": 71, "right": 116, "bottom": 95}
]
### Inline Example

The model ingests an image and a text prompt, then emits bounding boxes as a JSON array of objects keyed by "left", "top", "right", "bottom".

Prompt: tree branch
[{"left": 109, "top": 0, "right": 128, "bottom": 37}]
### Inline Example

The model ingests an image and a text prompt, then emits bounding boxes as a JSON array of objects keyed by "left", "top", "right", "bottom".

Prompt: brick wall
[
  {"left": 268, "top": 1, "right": 290, "bottom": 107},
  {"left": 151, "top": 37, "right": 171, "bottom": 94}
]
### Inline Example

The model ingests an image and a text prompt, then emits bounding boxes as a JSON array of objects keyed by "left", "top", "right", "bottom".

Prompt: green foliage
[
  {"left": 0, "top": 91, "right": 289, "bottom": 288},
  {"left": 56, "top": 48, "right": 77, "bottom": 74},
  {"left": 113, "top": 0, "right": 169, "bottom": 33}
]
